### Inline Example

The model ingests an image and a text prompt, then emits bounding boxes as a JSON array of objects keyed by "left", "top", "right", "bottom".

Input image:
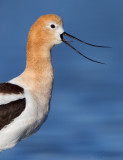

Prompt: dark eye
[{"left": 50, "top": 24, "right": 56, "bottom": 28}]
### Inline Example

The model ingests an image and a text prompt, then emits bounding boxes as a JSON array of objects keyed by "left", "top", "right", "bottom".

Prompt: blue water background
[{"left": 0, "top": 0, "right": 123, "bottom": 159}]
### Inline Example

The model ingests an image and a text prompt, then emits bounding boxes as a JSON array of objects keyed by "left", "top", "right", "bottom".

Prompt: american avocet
[{"left": 0, "top": 14, "right": 109, "bottom": 152}]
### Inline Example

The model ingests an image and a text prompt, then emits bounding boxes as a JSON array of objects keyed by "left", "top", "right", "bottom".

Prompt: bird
[{"left": 0, "top": 14, "right": 109, "bottom": 152}]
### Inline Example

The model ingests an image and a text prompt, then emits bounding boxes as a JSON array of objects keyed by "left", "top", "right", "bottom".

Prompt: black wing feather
[
  {"left": 0, "top": 83, "right": 24, "bottom": 94},
  {"left": 0, "top": 82, "right": 26, "bottom": 130},
  {"left": 0, "top": 98, "right": 26, "bottom": 130}
]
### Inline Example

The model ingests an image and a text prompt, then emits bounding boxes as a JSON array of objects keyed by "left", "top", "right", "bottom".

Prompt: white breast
[{"left": 0, "top": 81, "right": 50, "bottom": 151}]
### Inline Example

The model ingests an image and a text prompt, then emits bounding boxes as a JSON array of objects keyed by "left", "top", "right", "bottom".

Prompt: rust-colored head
[{"left": 27, "top": 14, "right": 64, "bottom": 51}]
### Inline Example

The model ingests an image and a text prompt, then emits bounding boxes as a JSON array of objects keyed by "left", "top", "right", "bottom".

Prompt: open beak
[{"left": 60, "top": 32, "right": 111, "bottom": 64}]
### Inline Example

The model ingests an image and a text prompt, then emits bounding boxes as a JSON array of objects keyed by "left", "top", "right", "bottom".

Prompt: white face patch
[
  {"left": 55, "top": 26, "right": 64, "bottom": 44},
  {"left": 46, "top": 22, "right": 58, "bottom": 30},
  {"left": 46, "top": 22, "right": 64, "bottom": 44}
]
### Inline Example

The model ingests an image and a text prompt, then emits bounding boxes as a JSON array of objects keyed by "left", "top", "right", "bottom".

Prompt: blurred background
[{"left": 0, "top": 0, "right": 123, "bottom": 160}]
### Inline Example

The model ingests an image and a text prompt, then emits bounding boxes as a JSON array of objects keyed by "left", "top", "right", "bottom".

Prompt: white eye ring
[{"left": 50, "top": 24, "right": 56, "bottom": 29}]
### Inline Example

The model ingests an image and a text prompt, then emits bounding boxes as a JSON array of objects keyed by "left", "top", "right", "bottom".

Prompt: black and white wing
[{"left": 0, "top": 82, "right": 26, "bottom": 130}]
